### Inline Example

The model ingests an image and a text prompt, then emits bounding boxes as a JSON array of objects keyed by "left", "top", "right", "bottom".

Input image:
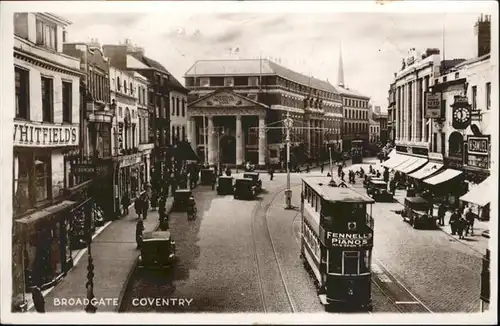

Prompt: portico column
[
  {"left": 207, "top": 115, "right": 215, "bottom": 166},
  {"left": 412, "top": 81, "right": 417, "bottom": 142},
  {"left": 421, "top": 78, "right": 427, "bottom": 143},
  {"left": 258, "top": 115, "right": 266, "bottom": 166},
  {"left": 236, "top": 115, "right": 243, "bottom": 165}
]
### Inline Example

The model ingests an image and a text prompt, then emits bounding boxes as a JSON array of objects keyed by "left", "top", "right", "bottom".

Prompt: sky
[{"left": 56, "top": 2, "right": 495, "bottom": 109}]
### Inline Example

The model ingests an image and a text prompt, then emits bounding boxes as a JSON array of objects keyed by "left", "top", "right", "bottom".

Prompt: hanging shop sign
[
  {"left": 452, "top": 95, "right": 472, "bottom": 130},
  {"left": 425, "top": 92, "right": 442, "bottom": 119},
  {"left": 72, "top": 163, "right": 109, "bottom": 177},
  {"left": 120, "top": 153, "right": 142, "bottom": 168},
  {"left": 13, "top": 122, "right": 78, "bottom": 147},
  {"left": 325, "top": 231, "right": 373, "bottom": 249},
  {"left": 466, "top": 136, "right": 490, "bottom": 170}
]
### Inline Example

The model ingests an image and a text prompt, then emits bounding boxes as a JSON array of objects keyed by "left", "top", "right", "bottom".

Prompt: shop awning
[
  {"left": 408, "top": 162, "right": 444, "bottom": 180},
  {"left": 424, "top": 169, "right": 463, "bottom": 185},
  {"left": 173, "top": 141, "right": 200, "bottom": 161},
  {"left": 460, "top": 176, "right": 493, "bottom": 206},
  {"left": 397, "top": 157, "right": 428, "bottom": 174},
  {"left": 16, "top": 200, "right": 77, "bottom": 228},
  {"left": 381, "top": 152, "right": 412, "bottom": 169}
]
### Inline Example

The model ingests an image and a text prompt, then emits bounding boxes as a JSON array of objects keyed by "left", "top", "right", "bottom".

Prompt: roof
[
  {"left": 143, "top": 230, "right": 171, "bottom": 241},
  {"left": 336, "top": 85, "right": 370, "bottom": 99},
  {"left": 184, "top": 59, "right": 339, "bottom": 94},
  {"left": 303, "top": 176, "right": 374, "bottom": 203},
  {"left": 131, "top": 53, "right": 188, "bottom": 93},
  {"left": 454, "top": 53, "right": 490, "bottom": 69}
]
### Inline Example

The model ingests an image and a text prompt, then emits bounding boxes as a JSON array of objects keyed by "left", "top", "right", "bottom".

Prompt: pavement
[{"left": 28, "top": 197, "right": 174, "bottom": 313}]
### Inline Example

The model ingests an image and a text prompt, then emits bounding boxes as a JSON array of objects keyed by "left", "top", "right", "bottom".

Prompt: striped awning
[
  {"left": 397, "top": 157, "right": 428, "bottom": 174},
  {"left": 460, "top": 176, "right": 493, "bottom": 207},
  {"left": 381, "top": 152, "right": 412, "bottom": 169},
  {"left": 408, "top": 162, "right": 444, "bottom": 180},
  {"left": 424, "top": 169, "right": 463, "bottom": 185}
]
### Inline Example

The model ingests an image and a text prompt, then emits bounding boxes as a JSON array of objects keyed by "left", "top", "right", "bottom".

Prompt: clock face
[{"left": 453, "top": 107, "right": 471, "bottom": 123}]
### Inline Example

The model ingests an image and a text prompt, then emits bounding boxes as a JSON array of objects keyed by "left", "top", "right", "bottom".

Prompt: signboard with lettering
[
  {"left": 120, "top": 154, "right": 142, "bottom": 168},
  {"left": 325, "top": 231, "right": 373, "bottom": 249},
  {"left": 467, "top": 136, "right": 489, "bottom": 155},
  {"left": 72, "top": 164, "right": 108, "bottom": 177},
  {"left": 13, "top": 122, "right": 78, "bottom": 147},
  {"left": 425, "top": 93, "right": 442, "bottom": 118},
  {"left": 202, "top": 92, "right": 247, "bottom": 107}
]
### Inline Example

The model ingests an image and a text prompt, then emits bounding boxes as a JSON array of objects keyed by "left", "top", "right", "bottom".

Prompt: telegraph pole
[{"left": 284, "top": 112, "right": 293, "bottom": 209}]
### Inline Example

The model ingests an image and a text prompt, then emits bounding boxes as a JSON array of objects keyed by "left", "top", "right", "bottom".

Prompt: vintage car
[
  {"left": 234, "top": 178, "right": 257, "bottom": 200},
  {"left": 401, "top": 196, "right": 436, "bottom": 229},
  {"left": 172, "top": 189, "right": 192, "bottom": 212},
  {"left": 138, "top": 231, "right": 176, "bottom": 269},
  {"left": 366, "top": 180, "right": 393, "bottom": 202},
  {"left": 243, "top": 172, "right": 262, "bottom": 193},
  {"left": 217, "top": 176, "right": 234, "bottom": 195},
  {"left": 363, "top": 174, "right": 382, "bottom": 188},
  {"left": 201, "top": 168, "right": 215, "bottom": 186}
]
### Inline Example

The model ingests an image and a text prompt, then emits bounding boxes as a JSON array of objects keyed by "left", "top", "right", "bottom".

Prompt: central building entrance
[{"left": 220, "top": 135, "right": 236, "bottom": 164}]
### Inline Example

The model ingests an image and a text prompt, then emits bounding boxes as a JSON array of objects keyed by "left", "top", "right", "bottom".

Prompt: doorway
[{"left": 220, "top": 135, "right": 236, "bottom": 164}]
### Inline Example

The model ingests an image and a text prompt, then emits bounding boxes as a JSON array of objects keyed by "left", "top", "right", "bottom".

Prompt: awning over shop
[
  {"left": 408, "top": 162, "right": 444, "bottom": 180},
  {"left": 173, "top": 141, "right": 200, "bottom": 161},
  {"left": 459, "top": 176, "right": 493, "bottom": 206},
  {"left": 381, "top": 152, "right": 411, "bottom": 169},
  {"left": 397, "top": 157, "right": 428, "bottom": 174},
  {"left": 387, "top": 149, "right": 397, "bottom": 158},
  {"left": 16, "top": 200, "right": 77, "bottom": 229},
  {"left": 423, "top": 168, "right": 463, "bottom": 186}
]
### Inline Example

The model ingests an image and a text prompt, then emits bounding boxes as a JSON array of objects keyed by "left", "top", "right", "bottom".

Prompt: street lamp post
[
  {"left": 85, "top": 200, "right": 96, "bottom": 313},
  {"left": 213, "top": 128, "right": 224, "bottom": 174},
  {"left": 329, "top": 146, "right": 333, "bottom": 181},
  {"left": 284, "top": 112, "right": 293, "bottom": 210}
]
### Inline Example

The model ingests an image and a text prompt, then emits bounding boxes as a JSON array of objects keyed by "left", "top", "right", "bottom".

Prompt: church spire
[{"left": 337, "top": 42, "right": 345, "bottom": 87}]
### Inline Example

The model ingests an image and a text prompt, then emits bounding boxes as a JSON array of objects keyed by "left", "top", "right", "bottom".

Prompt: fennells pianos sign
[
  {"left": 325, "top": 231, "right": 373, "bottom": 249},
  {"left": 13, "top": 122, "right": 79, "bottom": 147}
]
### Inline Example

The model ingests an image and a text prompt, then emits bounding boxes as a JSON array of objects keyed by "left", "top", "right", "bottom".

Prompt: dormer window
[
  {"left": 248, "top": 76, "right": 259, "bottom": 86},
  {"left": 36, "top": 18, "right": 57, "bottom": 50},
  {"left": 200, "top": 77, "right": 209, "bottom": 87},
  {"left": 224, "top": 77, "right": 234, "bottom": 87}
]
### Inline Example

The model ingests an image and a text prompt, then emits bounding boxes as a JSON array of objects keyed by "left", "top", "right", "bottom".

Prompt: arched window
[
  {"left": 448, "top": 132, "right": 463, "bottom": 157},
  {"left": 130, "top": 82, "right": 133, "bottom": 95},
  {"left": 124, "top": 80, "right": 127, "bottom": 93},
  {"left": 117, "top": 76, "right": 121, "bottom": 90}
]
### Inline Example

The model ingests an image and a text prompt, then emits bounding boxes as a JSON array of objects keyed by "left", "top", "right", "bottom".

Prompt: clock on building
[{"left": 452, "top": 106, "right": 471, "bottom": 129}]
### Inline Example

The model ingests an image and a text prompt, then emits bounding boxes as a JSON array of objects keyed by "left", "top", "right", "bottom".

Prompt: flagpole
[{"left": 259, "top": 52, "right": 262, "bottom": 91}]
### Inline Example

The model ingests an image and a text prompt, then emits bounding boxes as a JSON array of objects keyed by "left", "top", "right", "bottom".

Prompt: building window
[
  {"left": 472, "top": 86, "right": 477, "bottom": 110},
  {"left": 486, "top": 82, "right": 491, "bottom": 110},
  {"left": 182, "top": 126, "right": 186, "bottom": 141},
  {"left": 224, "top": 77, "right": 234, "bottom": 87},
  {"left": 130, "top": 82, "right": 133, "bottom": 95},
  {"left": 124, "top": 80, "right": 127, "bottom": 93},
  {"left": 36, "top": 19, "right": 56, "bottom": 50},
  {"left": 200, "top": 77, "right": 209, "bottom": 87},
  {"left": 171, "top": 98, "right": 175, "bottom": 115},
  {"left": 62, "top": 81, "right": 72, "bottom": 123},
  {"left": 15, "top": 67, "right": 29, "bottom": 119},
  {"left": 34, "top": 154, "right": 51, "bottom": 202},
  {"left": 249, "top": 76, "right": 259, "bottom": 86},
  {"left": 41, "top": 76, "right": 53, "bottom": 122},
  {"left": 119, "top": 107, "right": 123, "bottom": 117},
  {"left": 182, "top": 99, "right": 186, "bottom": 117},
  {"left": 172, "top": 125, "right": 176, "bottom": 142},
  {"left": 176, "top": 98, "right": 180, "bottom": 116},
  {"left": 117, "top": 77, "right": 121, "bottom": 91}
]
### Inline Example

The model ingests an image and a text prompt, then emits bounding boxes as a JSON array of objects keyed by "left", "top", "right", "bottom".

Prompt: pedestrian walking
[
  {"left": 32, "top": 286, "right": 45, "bottom": 313},
  {"left": 438, "top": 203, "right": 446, "bottom": 226},
  {"left": 449, "top": 209, "right": 461, "bottom": 235},
  {"left": 306, "top": 164, "right": 310, "bottom": 173},
  {"left": 141, "top": 194, "right": 149, "bottom": 220},
  {"left": 269, "top": 166, "right": 274, "bottom": 181},
  {"left": 121, "top": 192, "right": 130, "bottom": 216},
  {"left": 383, "top": 168, "right": 389, "bottom": 183},
  {"left": 211, "top": 173, "right": 217, "bottom": 190},
  {"left": 341, "top": 170, "right": 345, "bottom": 182},
  {"left": 134, "top": 196, "right": 143, "bottom": 219},
  {"left": 135, "top": 219, "right": 144, "bottom": 249},
  {"left": 320, "top": 163, "right": 324, "bottom": 174},
  {"left": 465, "top": 208, "right": 475, "bottom": 236},
  {"left": 225, "top": 166, "right": 231, "bottom": 176}
]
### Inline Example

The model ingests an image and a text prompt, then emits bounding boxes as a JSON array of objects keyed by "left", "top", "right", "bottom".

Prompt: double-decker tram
[
  {"left": 300, "top": 176, "right": 375, "bottom": 312},
  {"left": 351, "top": 140, "right": 364, "bottom": 164}
]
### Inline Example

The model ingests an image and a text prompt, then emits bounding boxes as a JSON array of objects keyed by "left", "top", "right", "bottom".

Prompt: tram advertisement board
[{"left": 325, "top": 231, "right": 373, "bottom": 249}]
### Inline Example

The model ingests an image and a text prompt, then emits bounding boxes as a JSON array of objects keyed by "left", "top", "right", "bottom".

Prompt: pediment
[{"left": 190, "top": 90, "right": 267, "bottom": 109}]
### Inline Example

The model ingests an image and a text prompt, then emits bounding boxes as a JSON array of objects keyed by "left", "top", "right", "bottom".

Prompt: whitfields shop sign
[{"left": 13, "top": 122, "right": 79, "bottom": 147}]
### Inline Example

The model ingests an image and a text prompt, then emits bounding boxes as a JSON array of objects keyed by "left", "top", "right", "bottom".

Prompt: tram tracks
[{"left": 251, "top": 183, "right": 301, "bottom": 313}]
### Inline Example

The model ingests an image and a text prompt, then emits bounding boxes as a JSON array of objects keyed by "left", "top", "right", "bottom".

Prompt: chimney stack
[{"left": 475, "top": 13, "right": 491, "bottom": 57}]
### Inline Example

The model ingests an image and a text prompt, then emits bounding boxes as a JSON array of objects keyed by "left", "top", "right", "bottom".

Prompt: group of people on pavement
[{"left": 445, "top": 205, "right": 476, "bottom": 240}]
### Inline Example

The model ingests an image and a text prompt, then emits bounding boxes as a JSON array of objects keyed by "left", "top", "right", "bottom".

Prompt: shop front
[
  {"left": 14, "top": 200, "right": 77, "bottom": 296},
  {"left": 460, "top": 176, "right": 492, "bottom": 221},
  {"left": 115, "top": 153, "right": 144, "bottom": 215},
  {"left": 423, "top": 168, "right": 466, "bottom": 207}
]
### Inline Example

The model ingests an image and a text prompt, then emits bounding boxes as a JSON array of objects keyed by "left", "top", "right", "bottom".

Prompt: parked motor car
[
  {"left": 243, "top": 172, "right": 262, "bottom": 193},
  {"left": 234, "top": 178, "right": 257, "bottom": 200},
  {"left": 217, "top": 176, "right": 234, "bottom": 195},
  {"left": 401, "top": 196, "right": 436, "bottom": 229},
  {"left": 138, "top": 231, "right": 176, "bottom": 269},
  {"left": 366, "top": 180, "right": 393, "bottom": 202},
  {"left": 172, "top": 189, "right": 192, "bottom": 212}
]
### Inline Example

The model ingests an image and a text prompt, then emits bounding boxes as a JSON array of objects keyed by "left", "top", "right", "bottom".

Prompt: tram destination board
[{"left": 325, "top": 231, "right": 373, "bottom": 248}]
